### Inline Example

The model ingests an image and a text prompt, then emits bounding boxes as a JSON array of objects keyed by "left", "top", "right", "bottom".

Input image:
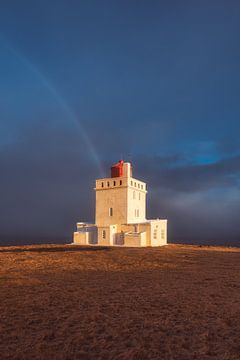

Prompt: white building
[{"left": 73, "top": 160, "right": 167, "bottom": 247}]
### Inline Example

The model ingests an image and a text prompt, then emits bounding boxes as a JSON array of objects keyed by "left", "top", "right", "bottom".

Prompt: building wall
[
  {"left": 74, "top": 224, "right": 97, "bottom": 244},
  {"left": 74, "top": 220, "right": 167, "bottom": 247},
  {"left": 95, "top": 176, "right": 147, "bottom": 227},
  {"left": 97, "top": 226, "right": 110, "bottom": 245},
  {"left": 159, "top": 220, "right": 168, "bottom": 245},
  {"left": 73, "top": 231, "right": 87, "bottom": 245},
  {"left": 120, "top": 221, "right": 168, "bottom": 246},
  {"left": 150, "top": 220, "right": 168, "bottom": 246},
  {"left": 127, "top": 185, "right": 146, "bottom": 224},
  {"left": 95, "top": 186, "right": 127, "bottom": 227},
  {"left": 138, "top": 223, "right": 152, "bottom": 246},
  {"left": 124, "top": 231, "right": 147, "bottom": 247}
]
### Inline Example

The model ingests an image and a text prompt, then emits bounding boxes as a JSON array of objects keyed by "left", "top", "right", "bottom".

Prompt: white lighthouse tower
[{"left": 73, "top": 160, "right": 167, "bottom": 247}]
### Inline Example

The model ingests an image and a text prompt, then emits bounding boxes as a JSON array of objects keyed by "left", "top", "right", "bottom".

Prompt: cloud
[
  {"left": 0, "top": 124, "right": 240, "bottom": 246},
  {"left": 135, "top": 153, "right": 240, "bottom": 192},
  {"left": 0, "top": 123, "right": 99, "bottom": 242},
  {"left": 134, "top": 153, "right": 240, "bottom": 244}
]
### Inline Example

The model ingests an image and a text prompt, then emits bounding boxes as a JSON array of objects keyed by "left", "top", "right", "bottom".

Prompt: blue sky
[{"left": 0, "top": 1, "right": 240, "bottom": 245}]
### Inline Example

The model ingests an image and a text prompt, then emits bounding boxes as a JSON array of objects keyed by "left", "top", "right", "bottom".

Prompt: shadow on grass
[{"left": 0, "top": 246, "right": 111, "bottom": 253}]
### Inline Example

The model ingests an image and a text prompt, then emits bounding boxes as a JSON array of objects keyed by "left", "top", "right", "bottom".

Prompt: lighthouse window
[
  {"left": 102, "top": 230, "right": 106, "bottom": 239},
  {"left": 109, "top": 207, "right": 113, "bottom": 216}
]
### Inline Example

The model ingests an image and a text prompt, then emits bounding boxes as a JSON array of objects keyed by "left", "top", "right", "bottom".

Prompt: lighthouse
[{"left": 73, "top": 160, "right": 167, "bottom": 247}]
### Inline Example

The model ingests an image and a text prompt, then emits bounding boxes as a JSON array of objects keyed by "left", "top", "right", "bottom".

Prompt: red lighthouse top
[{"left": 111, "top": 160, "right": 124, "bottom": 178}]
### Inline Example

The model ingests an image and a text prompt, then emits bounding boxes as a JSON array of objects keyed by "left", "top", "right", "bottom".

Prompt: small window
[
  {"left": 109, "top": 207, "right": 113, "bottom": 216},
  {"left": 134, "top": 182, "right": 136, "bottom": 187},
  {"left": 120, "top": 180, "right": 122, "bottom": 185},
  {"left": 161, "top": 230, "right": 165, "bottom": 240},
  {"left": 133, "top": 190, "right": 136, "bottom": 199},
  {"left": 107, "top": 181, "right": 110, "bottom": 187},
  {"left": 138, "top": 183, "right": 140, "bottom": 188},
  {"left": 153, "top": 229, "right": 157, "bottom": 239},
  {"left": 141, "top": 185, "right": 143, "bottom": 189},
  {"left": 102, "top": 230, "right": 106, "bottom": 239},
  {"left": 131, "top": 181, "right": 133, "bottom": 186},
  {"left": 113, "top": 181, "right": 116, "bottom": 186},
  {"left": 101, "top": 182, "right": 104, "bottom": 187}
]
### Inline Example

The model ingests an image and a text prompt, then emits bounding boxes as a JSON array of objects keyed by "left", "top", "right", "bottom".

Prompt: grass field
[{"left": 0, "top": 244, "right": 239, "bottom": 360}]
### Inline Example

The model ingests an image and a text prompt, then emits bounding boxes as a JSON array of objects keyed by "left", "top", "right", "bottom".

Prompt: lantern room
[{"left": 111, "top": 160, "right": 132, "bottom": 178}]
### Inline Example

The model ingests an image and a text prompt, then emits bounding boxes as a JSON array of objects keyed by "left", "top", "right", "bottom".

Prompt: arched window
[
  {"left": 101, "top": 182, "right": 104, "bottom": 187},
  {"left": 113, "top": 181, "right": 116, "bottom": 186},
  {"left": 107, "top": 181, "right": 110, "bottom": 187}
]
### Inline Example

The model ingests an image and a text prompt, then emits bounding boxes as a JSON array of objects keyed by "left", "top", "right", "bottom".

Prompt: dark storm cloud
[
  {"left": 135, "top": 154, "right": 240, "bottom": 192},
  {"left": 129, "top": 152, "right": 239, "bottom": 245},
  {"left": 0, "top": 124, "right": 99, "bottom": 242}
]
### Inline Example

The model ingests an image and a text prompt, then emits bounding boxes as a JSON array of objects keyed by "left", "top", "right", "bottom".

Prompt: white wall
[
  {"left": 127, "top": 185, "right": 146, "bottom": 224},
  {"left": 95, "top": 176, "right": 147, "bottom": 227},
  {"left": 150, "top": 220, "right": 168, "bottom": 246}
]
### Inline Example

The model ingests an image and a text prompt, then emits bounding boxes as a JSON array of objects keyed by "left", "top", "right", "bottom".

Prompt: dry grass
[{"left": 0, "top": 244, "right": 239, "bottom": 360}]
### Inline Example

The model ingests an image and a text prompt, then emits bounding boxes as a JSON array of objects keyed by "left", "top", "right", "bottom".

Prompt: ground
[{"left": 0, "top": 244, "right": 239, "bottom": 360}]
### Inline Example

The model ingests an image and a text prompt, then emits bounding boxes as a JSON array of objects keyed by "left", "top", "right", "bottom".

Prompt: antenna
[{"left": 127, "top": 153, "right": 132, "bottom": 163}]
